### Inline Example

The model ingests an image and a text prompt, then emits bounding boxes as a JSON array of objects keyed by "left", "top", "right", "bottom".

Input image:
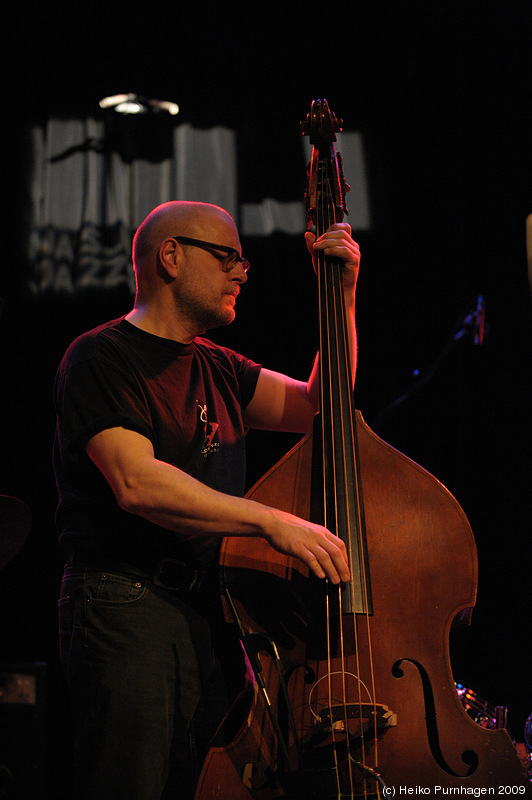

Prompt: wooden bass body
[{"left": 195, "top": 412, "right": 530, "bottom": 797}]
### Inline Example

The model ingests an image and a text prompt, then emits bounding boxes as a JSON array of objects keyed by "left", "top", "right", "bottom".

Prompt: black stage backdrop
[{"left": 1, "top": 1, "right": 531, "bottom": 795}]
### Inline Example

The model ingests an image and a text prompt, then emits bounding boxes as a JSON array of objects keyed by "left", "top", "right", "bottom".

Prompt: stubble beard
[{"left": 172, "top": 286, "right": 235, "bottom": 335}]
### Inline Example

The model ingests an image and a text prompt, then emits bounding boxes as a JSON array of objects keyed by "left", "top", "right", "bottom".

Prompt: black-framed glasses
[{"left": 172, "top": 235, "right": 250, "bottom": 273}]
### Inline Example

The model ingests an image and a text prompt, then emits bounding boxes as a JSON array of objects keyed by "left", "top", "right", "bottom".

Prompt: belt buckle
[{"left": 153, "top": 558, "right": 199, "bottom": 593}]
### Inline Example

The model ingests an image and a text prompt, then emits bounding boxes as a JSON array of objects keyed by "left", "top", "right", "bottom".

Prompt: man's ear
[{"left": 157, "top": 237, "right": 181, "bottom": 280}]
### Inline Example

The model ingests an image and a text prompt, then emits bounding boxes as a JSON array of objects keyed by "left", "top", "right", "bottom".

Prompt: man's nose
[{"left": 232, "top": 262, "right": 248, "bottom": 283}]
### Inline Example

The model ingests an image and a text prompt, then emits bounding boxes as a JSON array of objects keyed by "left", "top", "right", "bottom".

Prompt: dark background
[{"left": 1, "top": 0, "right": 531, "bottom": 793}]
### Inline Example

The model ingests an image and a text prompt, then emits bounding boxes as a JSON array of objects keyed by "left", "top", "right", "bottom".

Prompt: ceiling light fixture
[{"left": 99, "top": 93, "right": 179, "bottom": 116}]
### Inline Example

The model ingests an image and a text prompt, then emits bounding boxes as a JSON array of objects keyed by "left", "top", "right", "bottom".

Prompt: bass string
[
  {"left": 316, "top": 164, "right": 359, "bottom": 798},
  {"left": 316, "top": 154, "right": 380, "bottom": 795},
  {"left": 315, "top": 165, "right": 349, "bottom": 798}
]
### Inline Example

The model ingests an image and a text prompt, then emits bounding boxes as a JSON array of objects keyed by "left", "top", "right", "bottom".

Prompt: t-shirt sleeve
[
  {"left": 54, "top": 350, "right": 155, "bottom": 457},
  {"left": 230, "top": 350, "right": 262, "bottom": 408}
]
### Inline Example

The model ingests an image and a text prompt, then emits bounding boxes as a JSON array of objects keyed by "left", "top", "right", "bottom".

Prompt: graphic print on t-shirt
[{"left": 197, "top": 401, "right": 219, "bottom": 458}]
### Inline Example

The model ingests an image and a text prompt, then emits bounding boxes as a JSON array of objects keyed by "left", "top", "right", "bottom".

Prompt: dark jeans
[{"left": 58, "top": 564, "right": 245, "bottom": 800}]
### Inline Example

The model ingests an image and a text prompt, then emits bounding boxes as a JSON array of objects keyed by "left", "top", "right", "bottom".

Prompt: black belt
[{"left": 67, "top": 552, "right": 209, "bottom": 594}]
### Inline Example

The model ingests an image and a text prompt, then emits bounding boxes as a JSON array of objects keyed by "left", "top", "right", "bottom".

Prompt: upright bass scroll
[{"left": 303, "top": 99, "right": 349, "bottom": 228}]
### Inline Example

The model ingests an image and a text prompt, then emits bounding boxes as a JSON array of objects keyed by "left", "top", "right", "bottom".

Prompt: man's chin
[{"left": 201, "top": 310, "right": 236, "bottom": 333}]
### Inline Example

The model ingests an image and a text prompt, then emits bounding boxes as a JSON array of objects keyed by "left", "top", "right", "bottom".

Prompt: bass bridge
[{"left": 314, "top": 702, "right": 397, "bottom": 738}]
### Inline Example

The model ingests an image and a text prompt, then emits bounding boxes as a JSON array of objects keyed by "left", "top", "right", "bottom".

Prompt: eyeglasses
[{"left": 172, "top": 235, "right": 250, "bottom": 273}]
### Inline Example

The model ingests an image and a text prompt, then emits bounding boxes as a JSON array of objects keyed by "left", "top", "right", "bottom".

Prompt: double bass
[{"left": 195, "top": 99, "right": 530, "bottom": 797}]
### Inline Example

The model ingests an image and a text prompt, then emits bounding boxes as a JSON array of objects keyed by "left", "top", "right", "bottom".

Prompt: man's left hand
[{"left": 305, "top": 222, "right": 360, "bottom": 289}]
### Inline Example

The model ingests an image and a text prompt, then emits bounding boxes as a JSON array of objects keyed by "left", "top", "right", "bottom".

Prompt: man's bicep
[{"left": 86, "top": 427, "right": 155, "bottom": 498}]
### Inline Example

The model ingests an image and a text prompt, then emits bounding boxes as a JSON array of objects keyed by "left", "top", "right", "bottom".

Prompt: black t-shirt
[{"left": 53, "top": 317, "right": 261, "bottom": 567}]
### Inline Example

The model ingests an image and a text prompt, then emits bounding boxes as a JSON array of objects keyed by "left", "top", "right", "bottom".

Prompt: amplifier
[{"left": 0, "top": 663, "right": 46, "bottom": 799}]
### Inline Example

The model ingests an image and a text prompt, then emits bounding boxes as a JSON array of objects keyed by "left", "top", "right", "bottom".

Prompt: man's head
[
  {"left": 133, "top": 201, "right": 239, "bottom": 274},
  {"left": 130, "top": 201, "right": 248, "bottom": 340}
]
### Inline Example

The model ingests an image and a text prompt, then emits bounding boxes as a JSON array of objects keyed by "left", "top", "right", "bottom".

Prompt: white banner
[{"left": 26, "top": 118, "right": 370, "bottom": 293}]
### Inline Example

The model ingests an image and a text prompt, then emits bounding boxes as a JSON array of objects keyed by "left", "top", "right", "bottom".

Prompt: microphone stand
[{"left": 371, "top": 295, "right": 485, "bottom": 429}]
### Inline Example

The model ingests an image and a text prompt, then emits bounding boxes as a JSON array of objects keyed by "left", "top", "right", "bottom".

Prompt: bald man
[{"left": 54, "top": 201, "right": 360, "bottom": 799}]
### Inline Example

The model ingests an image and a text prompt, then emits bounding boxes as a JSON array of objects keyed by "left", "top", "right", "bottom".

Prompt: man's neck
[{"left": 125, "top": 306, "right": 198, "bottom": 344}]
